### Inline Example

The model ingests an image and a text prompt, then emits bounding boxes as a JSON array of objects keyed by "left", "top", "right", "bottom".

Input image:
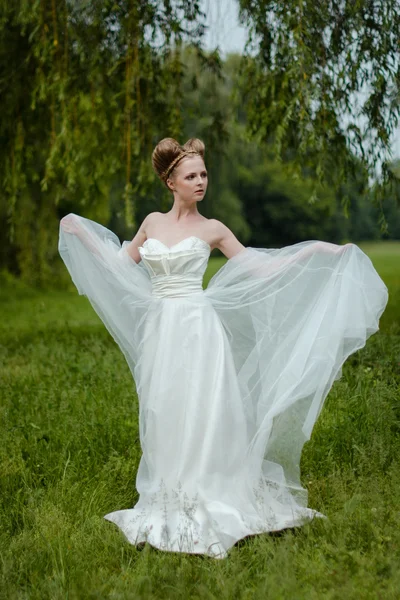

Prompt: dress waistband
[{"left": 151, "top": 274, "right": 204, "bottom": 298}]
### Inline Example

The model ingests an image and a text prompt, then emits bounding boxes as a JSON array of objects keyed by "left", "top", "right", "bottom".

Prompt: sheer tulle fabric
[{"left": 58, "top": 213, "right": 388, "bottom": 558}]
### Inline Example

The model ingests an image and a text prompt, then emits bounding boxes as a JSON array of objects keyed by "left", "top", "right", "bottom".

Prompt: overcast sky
[
  {"left": 201, "top": 0, "right": 400, "bottom": 164},
  {"left": 202, "top": 0, "right": 248, "bottom": 57}
]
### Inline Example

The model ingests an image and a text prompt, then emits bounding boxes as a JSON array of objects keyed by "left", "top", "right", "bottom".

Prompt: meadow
[{"left": 1, "top": 242, "right": 399, "bottom": 599}]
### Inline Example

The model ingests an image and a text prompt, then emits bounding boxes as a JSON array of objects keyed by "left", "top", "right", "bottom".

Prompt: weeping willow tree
[
  {"left": 0, "top": 0, "right": 215, "bottom": 284},
  {"left": 237, "top": 0, "right": 400, "bottom": 226}
]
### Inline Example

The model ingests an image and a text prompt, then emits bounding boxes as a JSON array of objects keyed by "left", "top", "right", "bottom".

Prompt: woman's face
[{"left": 167, "top": 156, "right": 208, "bottom": 202}]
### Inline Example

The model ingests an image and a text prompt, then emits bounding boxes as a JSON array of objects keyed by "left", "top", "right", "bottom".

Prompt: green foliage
[
  {"left": 220, "top": 119, "right": 338, "bottom": 246},
  {"left": 238, "top": 0, "right": 400, "bottom": 218},
  {"left": 0, "top": 1, "right": 215, "bottom": 284},
  {"left": 1, "top": 244, "right": 400, "bottom": 597},
  {"left": 2, "top": 2, "right": 400, "bottom": 286}
]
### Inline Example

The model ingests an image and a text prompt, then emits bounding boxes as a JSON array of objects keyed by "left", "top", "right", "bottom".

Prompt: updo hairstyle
[{"left": 152, "top": 138, "right": 205, "bottom": 188}]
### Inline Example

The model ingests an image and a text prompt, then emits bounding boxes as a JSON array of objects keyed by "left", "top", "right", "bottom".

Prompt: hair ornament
[{"left": 160, "top": 150, "right": 200, "bottom": 181}]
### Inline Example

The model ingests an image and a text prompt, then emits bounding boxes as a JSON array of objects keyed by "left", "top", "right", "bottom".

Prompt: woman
[{"left": 59, "top": 137, "right": 388, "bottom": 559}]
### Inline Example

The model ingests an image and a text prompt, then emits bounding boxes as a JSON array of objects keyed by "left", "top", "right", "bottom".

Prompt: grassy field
[{"left": 1, "top": 242, "right": 399, "bottom": 599}]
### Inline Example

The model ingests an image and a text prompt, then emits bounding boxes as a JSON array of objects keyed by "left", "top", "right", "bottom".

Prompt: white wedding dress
[{"left": 58, "top": 213, "right": 388, "bottom": 559}]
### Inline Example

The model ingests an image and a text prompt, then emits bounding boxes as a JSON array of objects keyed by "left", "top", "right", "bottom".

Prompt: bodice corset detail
[
  {"left": 138, "top": 236, "right": 211, "bottom": 299},
  {"left": 150, "top": 273, "right": 204, "bottom": 298}
]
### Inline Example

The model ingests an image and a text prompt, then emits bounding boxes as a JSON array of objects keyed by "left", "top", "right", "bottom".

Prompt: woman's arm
[
  {"left": 211, "top": 218, "right": 352, "bottom": 280},
  {"left": 211, "top": 219, "right": 350, "bottom": 268},
  {"left": 123, "top": 213, "right": 157, "bottom": 264},
  {"left": 60, "top": 214, "right": 102, "bottom": 256},
  {"left": 210, "top": 220, "right": 246, "bottom": 258},
  {"left": 243, "top": 241, "right": 353, "bottom": 279}
]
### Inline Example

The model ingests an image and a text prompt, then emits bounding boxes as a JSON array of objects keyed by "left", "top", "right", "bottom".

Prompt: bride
[{"left": 59, "top": 137, "right": 388, "bottom": 559}]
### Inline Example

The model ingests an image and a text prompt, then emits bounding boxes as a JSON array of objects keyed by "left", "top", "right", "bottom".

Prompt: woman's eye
[{"left": 187, "top": 173, "right": 207, "bottom": 179}]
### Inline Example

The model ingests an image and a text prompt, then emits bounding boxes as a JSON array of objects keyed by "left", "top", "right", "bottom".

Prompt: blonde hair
[{"left": 152, "top": 137, "right": 205, "bottom": 187}]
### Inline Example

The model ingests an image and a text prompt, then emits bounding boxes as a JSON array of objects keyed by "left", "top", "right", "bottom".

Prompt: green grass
[{"left": 1, "top": 242, "right": 399, "bottom": 599}]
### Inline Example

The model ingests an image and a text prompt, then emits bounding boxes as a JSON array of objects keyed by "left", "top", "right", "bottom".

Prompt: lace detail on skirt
[{"left": 104, "top": 476, "right": 320, "bottom": 559}]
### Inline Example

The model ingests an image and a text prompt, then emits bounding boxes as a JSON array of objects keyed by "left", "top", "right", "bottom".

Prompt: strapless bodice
[{"left": 137, "top": 236, "right": 211, "bottom": 298}]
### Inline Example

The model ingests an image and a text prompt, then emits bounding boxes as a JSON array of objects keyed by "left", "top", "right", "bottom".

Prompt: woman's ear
[{"left": 166, "top": 177, "right": 174, "bottom": 191}]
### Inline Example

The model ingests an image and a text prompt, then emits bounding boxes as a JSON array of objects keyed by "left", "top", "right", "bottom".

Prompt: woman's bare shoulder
[
  {"left": 140, "top": 212, "right": 164, "bottom": 228},
  {"left": 144, "top": 211, "right": 164, "bottom": 221},
  {"left": 207, "top": 218, "right": 231, "bottom": 236}
]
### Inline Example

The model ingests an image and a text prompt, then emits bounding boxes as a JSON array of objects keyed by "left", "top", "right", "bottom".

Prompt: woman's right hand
[{"left": 60, "top": 214, "right": 81, "bottom": 235}]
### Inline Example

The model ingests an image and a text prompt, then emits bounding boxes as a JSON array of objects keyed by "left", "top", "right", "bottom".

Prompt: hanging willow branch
[
  {"left": 123, "top": 2, "right": 138, "bottom": 228},
  {"left": 0, "top": 0, "right": 208, "bottom": 283},
  {"left": 238, "top": 0, "right": 400, "bottom": 223}
]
